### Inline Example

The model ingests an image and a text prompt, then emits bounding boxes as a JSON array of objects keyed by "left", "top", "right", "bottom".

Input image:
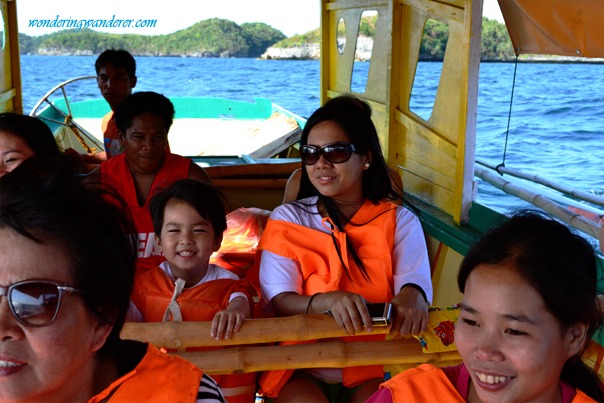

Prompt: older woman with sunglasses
[
  {"left": 0, "top": 156, "right": 225, "bottom": 403},
  {"left": 257, "top": 95, "right": 432, "bottom": 402}
]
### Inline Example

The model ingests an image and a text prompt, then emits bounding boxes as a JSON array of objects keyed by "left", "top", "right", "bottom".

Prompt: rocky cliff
[{"left": 261, "top": 36, "right": 373, "bottom": 61}]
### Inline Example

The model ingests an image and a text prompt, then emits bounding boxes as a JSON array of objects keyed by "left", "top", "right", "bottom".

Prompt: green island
[{"left": 13, "top": 16, "right": 532, "bottom": 61}]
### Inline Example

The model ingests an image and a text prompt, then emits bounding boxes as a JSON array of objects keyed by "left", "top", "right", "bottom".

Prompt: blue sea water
[{"left": 20, "top": 56, "right": 604, "bottom": 213}]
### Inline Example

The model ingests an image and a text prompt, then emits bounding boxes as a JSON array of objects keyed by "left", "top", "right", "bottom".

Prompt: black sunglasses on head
[
  {"left": 300, "top": 142, "right": 364, "bottom": 165},
  {"left": 0, "top": 280, "right": 84, "bottom": 327}
]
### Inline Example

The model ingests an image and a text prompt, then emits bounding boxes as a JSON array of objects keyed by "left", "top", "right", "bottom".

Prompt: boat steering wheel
[{"left": 29, "top": 76, "right": 105, "bottom": 155}]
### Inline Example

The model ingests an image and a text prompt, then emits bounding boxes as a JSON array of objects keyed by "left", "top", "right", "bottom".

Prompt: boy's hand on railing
[
  {"left": 211, "top": 297, "right": 250, "bottom": 340},
  {"left": 389, "top": 287, "right": 429, "bottom": 337}
]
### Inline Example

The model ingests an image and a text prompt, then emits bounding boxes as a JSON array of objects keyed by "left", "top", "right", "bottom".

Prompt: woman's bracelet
[{"left": 305, "top": 293, "right": 322, "bottom": 314}]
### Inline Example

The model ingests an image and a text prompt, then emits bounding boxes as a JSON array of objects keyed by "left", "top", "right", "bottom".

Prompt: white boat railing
[{"left": 474, "top": 166, "right": 601, "bottom": 240}]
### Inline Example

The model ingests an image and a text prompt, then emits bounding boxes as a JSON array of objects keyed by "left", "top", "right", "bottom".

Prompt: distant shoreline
[{"left": 21, "top": 53, "right": 604, "bottom": 64}]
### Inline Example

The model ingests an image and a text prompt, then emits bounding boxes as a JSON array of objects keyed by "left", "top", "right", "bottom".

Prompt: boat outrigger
[{"left": 1, "top": 0, "right": 602, "bottom": 391}]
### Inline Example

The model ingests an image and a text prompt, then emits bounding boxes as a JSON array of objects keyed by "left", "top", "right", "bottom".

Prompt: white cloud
[{"left": 483, "top": 0, "right": 504, "bottom": 22}]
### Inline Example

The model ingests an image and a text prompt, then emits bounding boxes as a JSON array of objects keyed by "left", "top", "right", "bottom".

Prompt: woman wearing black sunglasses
[
  {"left": 257, "top": 95, "right": 432, "bottom": 402},
  {"left": 0, "top": 156, "right": 225, "bottom": 402}
]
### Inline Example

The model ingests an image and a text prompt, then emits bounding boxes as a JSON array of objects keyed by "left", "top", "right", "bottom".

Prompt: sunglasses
[
  {"left": 0, "top": 280, "right": 84, "bottom": 327},
  {"left": 300, "top": 142, "right": 364, "bottom": 165}
]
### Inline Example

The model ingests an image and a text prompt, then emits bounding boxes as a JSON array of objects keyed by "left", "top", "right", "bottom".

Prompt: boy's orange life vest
[{"left": 132, "top": 267, "right": 257, "bottom": 403}]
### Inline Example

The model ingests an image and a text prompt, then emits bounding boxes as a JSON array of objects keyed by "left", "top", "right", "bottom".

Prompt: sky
[{"left": 16, "top": 0, "right": 504, "bottom": 38}]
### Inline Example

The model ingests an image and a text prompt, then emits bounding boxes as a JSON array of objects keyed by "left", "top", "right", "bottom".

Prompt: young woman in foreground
[
  {"left": 368, "top": 211, "right": 603, "bottom": 403},
  {"left": 257, "top": 95, "right": 432, "bottom": 402}
]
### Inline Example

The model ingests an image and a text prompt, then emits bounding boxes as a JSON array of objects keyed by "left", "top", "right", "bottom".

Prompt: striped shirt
[{"left": 197, "top": 373, "right": 226, "bottom": 402}]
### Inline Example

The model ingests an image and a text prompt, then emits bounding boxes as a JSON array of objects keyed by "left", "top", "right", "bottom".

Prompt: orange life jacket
[
  {"left": 88, "top": 343, "right": 202, "bottom": 403},
  {"left": 257, "top": 200, "right": 399, "bottom": 397},
  {"left": 131, "top": 267, "right": 257, "bottom": 403},
  {"left": 381, "top": 364, "right": 596, "bottom": 403},
  {"left": 380, "top": 364, "right": 465, "bottom": 403},
  {"left": 101, "top": 111, "right": 122, "bottom": 159},
  {"left": 131, "top": 266, "right": 254, "bottom": 321}
]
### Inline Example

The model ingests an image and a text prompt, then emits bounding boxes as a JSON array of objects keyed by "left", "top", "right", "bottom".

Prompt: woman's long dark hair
[
  {"left": 458, "top": 210, "right": 603, "bottom": 401},
  {"left": 296, "top": 95, "right": 403, "bottom": 281}
]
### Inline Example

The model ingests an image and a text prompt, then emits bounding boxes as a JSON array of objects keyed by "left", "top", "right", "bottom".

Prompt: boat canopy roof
[{"left": 498, "top": 0, "right": 604, "bottom": 58}]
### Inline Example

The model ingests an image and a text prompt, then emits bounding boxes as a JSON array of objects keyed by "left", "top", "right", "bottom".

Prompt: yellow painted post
[
  {"left": 0, "top": 0, "right": 23, "bottom": 114},
  {"left": 320, "top": 0, "right": 482, "bottom": 223},
  {"left": 388, "top": 0, "right": 482, "bottom": 223}
]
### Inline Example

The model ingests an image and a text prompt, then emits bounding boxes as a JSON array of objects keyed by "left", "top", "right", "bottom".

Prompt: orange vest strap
[
  {"left": 381, "top": 364, "right": 464, "bottom": 403},
  {"left": 88, "top": 344, "right": 202, "bottom": 403}
]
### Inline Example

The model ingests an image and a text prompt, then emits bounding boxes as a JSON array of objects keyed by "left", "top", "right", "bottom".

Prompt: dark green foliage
[
  {"left": 358, "top": 14, "right": 377, "bottom": 37},
  {"left": 240, "top": 22, "right": 286, "bottom": 57},
  {"left": 273, "top": 28, "right": 320, "bottom": 48},
  {"left": 481, "top": 18, "right": 515, "bottom": 60},
  {"left": 16, "top": 18, "right": 285, "bottom": 57},
  {"left": 419, "top": 19, "right": 450, "bottom": 61}
]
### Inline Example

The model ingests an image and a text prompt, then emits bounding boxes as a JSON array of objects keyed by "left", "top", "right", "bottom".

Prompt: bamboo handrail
[
  {"left": 173, "top": 340, "right": 461, "bottom": 375},
  {"left": 121, "top": 314, "right": 461, "bottom": 375},
  {"left": 121, "top": 314, "right": 389, "bottom": 348}
]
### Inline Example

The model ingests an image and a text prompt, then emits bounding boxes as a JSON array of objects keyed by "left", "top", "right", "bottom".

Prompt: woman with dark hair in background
[{"left": 0, "top": 112, "right": 61, "bottom": 176}]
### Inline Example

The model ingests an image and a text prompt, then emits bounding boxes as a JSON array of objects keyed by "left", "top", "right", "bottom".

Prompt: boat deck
[{"left": 74, "top": 111, "right": 301, "bottom": 158}]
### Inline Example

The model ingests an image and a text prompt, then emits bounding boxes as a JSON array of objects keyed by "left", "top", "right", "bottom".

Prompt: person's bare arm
[
  {"left": 282, "top": 168, "right": 302, "bottom": 203},
  {"left": 389, "top": 285, "right": 428, "bottom": 337},
  {"left": 272, "top": 290, "right": 373, "bottom": 334}
]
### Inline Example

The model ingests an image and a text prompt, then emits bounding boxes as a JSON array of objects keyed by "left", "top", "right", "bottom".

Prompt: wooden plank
[
  {"left": 204, "top": 161, "right": 300, "bottom": 179},
  {"left": 212, "top": 178, "right": 288, "bottom": 189}
]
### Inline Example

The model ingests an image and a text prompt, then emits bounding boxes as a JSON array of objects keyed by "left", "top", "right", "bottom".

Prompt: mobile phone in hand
[{"left": 366, "top": 302, "right": 393, "bottom": 326}]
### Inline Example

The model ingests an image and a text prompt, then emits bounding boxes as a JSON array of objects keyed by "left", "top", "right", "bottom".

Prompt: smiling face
[
  {"left": 0, "top": 131, "right": 35, "bottom": 177},
  {"left": 96, "top": 64, "right": 137, "bottom": 110},
  {"left": 0, "top": 228, "right": 111, "bottom": 402},
  {"left": 304, "top": 120, "right": 370, "bottom": 205},
  {"left": 455, "top": 263, "right": 583, "bottom": 403},
  {"left": 121, "top": 112, "right": 169, "bottom": 174},
  {"left": 158, "top": 199, "right": 221, "bottom": 286}
]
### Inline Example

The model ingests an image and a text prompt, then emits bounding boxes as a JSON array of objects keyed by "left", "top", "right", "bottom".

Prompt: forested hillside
[
  {"left": 16, "top": 16, "right": 514, "bottom": 60},
  {"left": 18, "top": 19, "right": 286, "bottom": 58}
]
